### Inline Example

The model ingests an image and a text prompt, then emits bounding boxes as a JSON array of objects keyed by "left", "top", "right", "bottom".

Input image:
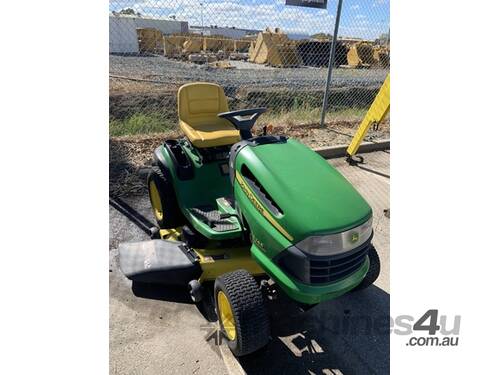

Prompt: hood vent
[{"left": 241, "top": 164, "right": 283, "bottom": 216}]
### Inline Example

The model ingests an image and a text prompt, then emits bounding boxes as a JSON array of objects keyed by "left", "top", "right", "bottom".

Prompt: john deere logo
[{"left": 350, "top": 232, "right": 359, "bottom": 243}]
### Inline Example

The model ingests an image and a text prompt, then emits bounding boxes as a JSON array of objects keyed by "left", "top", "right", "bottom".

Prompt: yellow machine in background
[
  {"left": 347, "top": 74, "right": 390, "bottom": 159},
  {"left": 249, "top": 27, "right": 302, "bottom": 67},
  {"left": 137, "top": 28, "right": 164, "bottom": 54},
  {"left": 347, "top": 42, "right": 376, "bottom": 68}
]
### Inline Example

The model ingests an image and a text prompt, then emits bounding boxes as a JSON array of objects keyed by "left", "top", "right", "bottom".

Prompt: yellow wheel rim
[
  {"left": 149, "top": 180, "right": 163, "bottom": 221},
  {"left": 217, "top": 291, "right": 236, "bottom": 341}
]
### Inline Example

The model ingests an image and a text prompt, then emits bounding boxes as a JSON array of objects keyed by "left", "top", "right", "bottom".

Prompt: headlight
[{"left": 296, "top": 217, "right": 373, "bottom": 256}]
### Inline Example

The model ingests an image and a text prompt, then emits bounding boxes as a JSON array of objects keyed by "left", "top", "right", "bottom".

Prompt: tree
[
  {"left": 311, "top": 33, "right": 332, "bottom": 40},
  {"left": 118, "top": 8, "right": 141, "bottom": 16}
]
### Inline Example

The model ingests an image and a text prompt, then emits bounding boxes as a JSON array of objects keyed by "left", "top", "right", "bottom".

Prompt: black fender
[{"left": 154, "top": 141, "right": 194, "bottom": 180}]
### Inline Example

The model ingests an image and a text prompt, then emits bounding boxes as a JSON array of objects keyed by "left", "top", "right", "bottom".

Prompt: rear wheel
[
  {"left": 215, "top": 270, "right": 270, "bottom": 356},
  {"left": 147, "top": 166, "right": 184, "bottom": 229}
]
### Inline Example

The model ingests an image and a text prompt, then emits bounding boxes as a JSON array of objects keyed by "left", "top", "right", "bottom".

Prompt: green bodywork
[
  {"left": 158, "top": 140, "right": 241, "bottom": 240},
  {"left": 252, "top": 245, "right": 370, "bottom": 304},
  {"left": 159, "top": 137, "right": 372, "bottom": 304},
  {"left": 233, "top": 139, "right": 372, "bottom": 253}
]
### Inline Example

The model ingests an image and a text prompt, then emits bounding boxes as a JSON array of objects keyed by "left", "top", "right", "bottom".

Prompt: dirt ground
[{"left": 109, "top": 120, "right": 389, "bottom": 197}]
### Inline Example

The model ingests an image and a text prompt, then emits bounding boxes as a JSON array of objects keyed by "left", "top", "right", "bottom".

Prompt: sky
[{"left": 109, "top": 0, "right": 389, "bottom": 40}]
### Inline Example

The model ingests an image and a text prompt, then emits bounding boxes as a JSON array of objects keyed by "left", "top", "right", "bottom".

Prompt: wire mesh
[{"left": 109, "top": 0, "right": 390, "bottom": 137}]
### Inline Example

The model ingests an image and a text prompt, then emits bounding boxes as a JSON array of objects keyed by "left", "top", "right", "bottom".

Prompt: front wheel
[
  {"left": 351, "top": 245, "right": 381, "bottom": 291},
  {"left": 215, "top": 269, "right": 270, "bottom": 356}
]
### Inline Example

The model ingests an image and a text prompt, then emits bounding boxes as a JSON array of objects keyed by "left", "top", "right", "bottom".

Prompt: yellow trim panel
[
  {"left": 195, "top": 246, "right": 265, "bottom": 282},
  {"left": 159, "top": 228, "right": 264, "bottom": 282}
]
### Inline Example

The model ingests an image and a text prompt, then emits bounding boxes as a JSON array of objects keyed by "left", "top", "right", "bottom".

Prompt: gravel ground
[{"left": 110, "top": 55, "right": 388, "bottom": 92}]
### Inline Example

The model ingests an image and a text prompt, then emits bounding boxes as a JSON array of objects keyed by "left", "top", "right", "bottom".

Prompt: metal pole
[
  {"left": 200, "top": 1, "right": 204, "bottom": 35},
  {"left": 320, "top": 0, "right": 343, "bottom": 127}
]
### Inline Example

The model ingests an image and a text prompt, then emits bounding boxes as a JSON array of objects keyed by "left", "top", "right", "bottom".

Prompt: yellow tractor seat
[{"left": 178, "top": 82, "right": 241, "bottom": 148}]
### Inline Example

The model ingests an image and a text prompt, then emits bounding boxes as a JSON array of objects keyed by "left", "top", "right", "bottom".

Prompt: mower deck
[
  {"left": 118, "top": 227, "right": 265, "bottom": 286},
  {"left": 159, "top": 228, "right": 265, "bottom": 282},
  {"left": 118, "top": 239, "right": 201, "bottom": 285}
]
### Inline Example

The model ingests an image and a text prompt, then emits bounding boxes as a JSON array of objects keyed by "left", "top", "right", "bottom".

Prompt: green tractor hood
[{"left": 234, "top": 138, "right": 372, "bottom": 244}]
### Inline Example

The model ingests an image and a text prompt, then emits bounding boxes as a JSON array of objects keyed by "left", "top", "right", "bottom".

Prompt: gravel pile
[{"left": 110, "top": 54, "right": 388, "bottom": 92}]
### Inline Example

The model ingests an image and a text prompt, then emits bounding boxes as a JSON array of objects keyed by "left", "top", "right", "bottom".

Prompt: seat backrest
[{"left": 178, "top": 82, "right": 229, "bottom": 128}]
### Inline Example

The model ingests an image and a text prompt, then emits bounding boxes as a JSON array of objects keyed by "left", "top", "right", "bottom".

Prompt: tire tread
[{"left": 215, "top": 269, "right": 270, "bottom": 356}]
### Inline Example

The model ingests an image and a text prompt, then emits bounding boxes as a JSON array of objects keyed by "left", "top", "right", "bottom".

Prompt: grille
[{"left": 309, "top": 243, "right": 370, "bottom": 284}]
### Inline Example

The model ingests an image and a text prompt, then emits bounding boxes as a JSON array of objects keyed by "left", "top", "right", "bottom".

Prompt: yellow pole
[{"left": 346, "top": 74, "right": 390, "bottom": 157}]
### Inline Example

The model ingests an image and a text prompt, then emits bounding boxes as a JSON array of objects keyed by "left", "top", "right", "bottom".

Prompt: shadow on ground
[
  {"left": 132, "top": 282, "right": 193, "bottom": 304},
  {"left": 130, "top": 276, "right": 390, "bottom": 374},
  {"left": 127, "top": 276, "right": 389, "bottom": 375},
  {"left": 239, "top": 285, "right": 390, "bottom": 375},
  {"left": 131, "top": 281, "right": 219, "bottom": 322}
]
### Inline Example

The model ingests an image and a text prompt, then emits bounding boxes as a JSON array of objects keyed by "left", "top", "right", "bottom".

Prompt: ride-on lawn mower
[{"left": 118, "top": 82, "right": 380, "bottom": 356}]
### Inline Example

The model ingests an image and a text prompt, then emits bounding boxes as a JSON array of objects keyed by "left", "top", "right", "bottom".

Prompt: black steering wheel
[{"left": 218, "top": 107, "right": 267, "bottom": 140}]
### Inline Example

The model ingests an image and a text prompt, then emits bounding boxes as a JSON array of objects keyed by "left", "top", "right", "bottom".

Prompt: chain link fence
[{"left": 109, "top": 0, "right": 389, "bottom": 138}]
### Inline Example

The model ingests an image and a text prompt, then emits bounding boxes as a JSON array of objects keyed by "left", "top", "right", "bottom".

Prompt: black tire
[
  {"left": 195, "top": 282, "right": 218, "bottom": 323},
  {"left": 214, "top": 269, "right": 270, "bottom": 356},
  {"left": 147, "top": 165, "right": 184, "bottom": 229},
  {"left": 352, "top": 245, "right": 381, "bottom": 291}
]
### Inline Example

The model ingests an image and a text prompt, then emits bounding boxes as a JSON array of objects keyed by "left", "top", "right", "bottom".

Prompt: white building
[
  {"left": 190, "top": 25, "right": 309, "bottom": 40},
  {"left": 109, "top": 14, "right": 188, "bottom": 54},
  {"left": 189, "top": 25, "right": 259, "bottom": 39}
]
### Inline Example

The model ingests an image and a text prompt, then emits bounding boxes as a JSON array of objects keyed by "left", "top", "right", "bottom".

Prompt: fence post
[{"left": 320, "top": 0, "right": 344, "bottom": 127}]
